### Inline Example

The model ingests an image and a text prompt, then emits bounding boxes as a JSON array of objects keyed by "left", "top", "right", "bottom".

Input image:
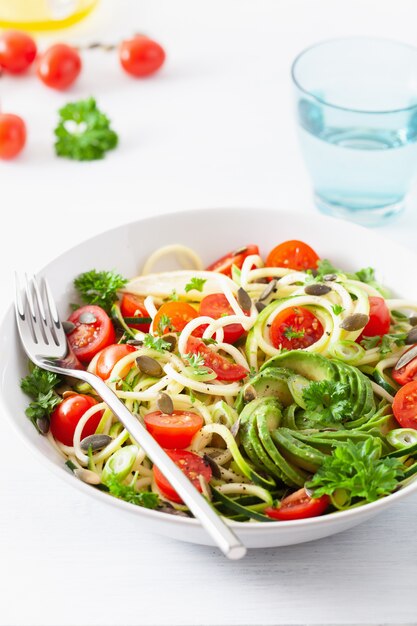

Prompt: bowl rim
[{"left": 3, "top": 206, "right": 417, "bottom": 532}]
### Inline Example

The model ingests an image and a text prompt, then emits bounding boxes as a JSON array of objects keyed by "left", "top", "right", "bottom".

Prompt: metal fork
[{"left": 15, "top": 274, "right": 246, "bottom": 560}]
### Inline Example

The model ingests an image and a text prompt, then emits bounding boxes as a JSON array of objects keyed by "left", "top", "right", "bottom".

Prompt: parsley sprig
[
  {"left": 74, "top": 269, "right": 127, "bottom": 314},
  {"left": 21, "top": 366, "right": 63, "bottom": 430},
  {"left": 184, "top": 277, "right": 207, "bottom": 293},
  {"left": 184, "top": 353, "right": 212, "bottom": 375},
  {"left": 157, "top": 314, "right": 173, "bottom": 335},
  {"left": 302, "top": 380, "right": 354, "bottom": 426},
  {"left": 306, "top": 439, "right": 403, "bottom": 504},
  {"left": 360, "top": 332, "right": 407, "bottom": 355},
  {"left": 284, "top": 326, "right": 305, "bottom": 340},
  {"left": 142, "top": 334, "right": 171, "bottom": 352},
  {"left": 104, "top": 474, "right": 160, "bottom": 509},
  {"left": 54, "top": 97, "right": 118, "bottom": 161}
]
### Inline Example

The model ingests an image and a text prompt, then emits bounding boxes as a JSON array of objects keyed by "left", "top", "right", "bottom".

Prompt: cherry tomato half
[
  {"left": 392, "top": 348, "right": 417, "bottom": 386},
  {"left": 0, "top": 114, "right": 26, "bottom": 160},
  {"left": 198, "top": 293, "right": 247, "bottom": 344},
  {"left": 96, "top": 343, "right": 137, "bottom": 380},
  {"left": 393, "top": 381, "right": 417, "bottom": 429},
  {"left": 144, "top": 410, "right": 203, "bottom": 448},
  {"left": 153, "top": 301, "right": 198, "bottom": 335},
  {"left": 120, "top": 293, "right": 151, "bottom": 332},
  {"left": 119, "top": 35, "right": 165, "bottom": 77},
  {"left": 153, "top": 449, "right": 212, "bottom": 503},
  {"left": 50, "top": 394, "right": 103, "bottom": 446},
  {"left": 206, "top": 244, "right": 259, "bottom": 277},
  {"left": 186, "top": 336, "right": 248, "bottom": 381},
  {"left": 270, "top": 306, "right": 324, "bottom": 350},
  {"left": 67, "top": 305, "right": 116, "bottom": 363},
  {"left": 37, "top": 43, "right": 81, "bottom": 90},
  {"left": 265, "top": 488, "right": 330, "bottom": 521},
  {"left": 0, "top": 30, "right": 37, "bottom": 74},
  {"left": 358, "top": 296, "right": 390, "bottom": 341},
  {"left": 266, "top": 240, "right": 320, "bottom": 271}
]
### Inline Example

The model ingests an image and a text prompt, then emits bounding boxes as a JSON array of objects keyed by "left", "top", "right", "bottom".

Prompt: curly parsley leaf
[
  {"left": 184, "top": 353, "right": 212, "bottom": 375},
  {"left": 306, "top": 439, "right": 403, "bottom": 504},
  {"left": 302, "top": 380, "right": 354, "bottom": 425},
  {"left": 21, "top": 366, "right": 63, "bottom": 429},
  {"left": 54, "top": 97, "right": 118, "bottom": 161},
  {"left": 331, "top": 304, "right": 344, "bottom": 316},
  {"left": 142, "top": 334, "right": 171, "bottom": 352},
  {"left": 74, "top": 269, "right": 127, "bottom": 314},
  {"left": 361, "top": 333, "right": 407, "bottom": 355},
  {"left": 104, "top": 474, "right": 160, "bottom": 509},
  {"left": 157, "top": 314, "right": 173, "bottom": 335},
  {"left": 185, "top": 277, "right": 207, "bottom": 293},
  {"left": 284, "top": 326, "right": 305, "bottom": 340}
]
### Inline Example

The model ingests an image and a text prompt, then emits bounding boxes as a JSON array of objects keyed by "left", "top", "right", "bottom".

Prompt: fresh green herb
[
  {"left": 74, "top": 269, "right": 127, "bottom": 314},
  {"left": 380, "top": 333, "right": 408, "bottom": 356},
  {"left": 284, "top": 326, "right": 305, "bottom": 340},
  {"left": 142, "top": 334, "right": 171, "bottom": 352},
  {"left": 302, "top": 380, "right": 354, "bottom": 425},
  {"left": 189, "top": 389, "right": 196, "bottom": 403},
  {"left": 104, "top": 474, "right": 160, "bottom": 509},
  {"left": 21, "top": 366, "right": 63, "bottom": 429},
  {"left": 306, "top": 439, "right": 403, "bottom": 504},
  {"left": 360, "top": 335, "right": 381, "bottom": 350},
  {"left": 353, "top": 267, "right": 376, "bottom": 284},
  {"left": 331, "top": 304, "right": 344, "bottom": 316},
  {"left": 202, "top": 337, "right": 218, "bottom": 346},
  {"left": 169, "top": 289, "right": 179, "bottom": 302},
  {"left": 306, "top": 259, "right": 340, "bottom": 282},
  {"left": 184, "top": 277, "right": 207, "bottom": 293},
  {"left": 65, "top": 460, "right": 78, "bottom": 472},
  {"left": 184, "top": 353, "right": 211, "bottom": 375},
  {"left": 157, "top": 314, "right": 172, "bottom": 335},
  {"left": 54, "top": 97, "right": 118, "bottom": 161}
]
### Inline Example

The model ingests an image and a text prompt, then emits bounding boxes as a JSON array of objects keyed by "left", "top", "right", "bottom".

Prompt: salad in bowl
[{"left": 19, "top": 236, "right": 417, "bottom": 525}]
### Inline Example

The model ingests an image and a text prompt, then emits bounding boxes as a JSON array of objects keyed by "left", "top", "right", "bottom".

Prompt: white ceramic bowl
[{"left": 2, "top": 208, "right": 417, "bottom": 549}]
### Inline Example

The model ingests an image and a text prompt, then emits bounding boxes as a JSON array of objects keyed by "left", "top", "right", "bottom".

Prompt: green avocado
[{"left": 260, "top": 350, "right": 338, "bottom": 381}]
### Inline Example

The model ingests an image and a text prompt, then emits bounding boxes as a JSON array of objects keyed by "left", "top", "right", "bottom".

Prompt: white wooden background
[{"left": 1, "top": 1, "right": 417, "bottom": 624}]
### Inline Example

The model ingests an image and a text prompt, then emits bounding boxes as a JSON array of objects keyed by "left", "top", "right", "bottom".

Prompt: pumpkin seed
[
  {"left": 62, "top": 320, "right": 76, "bottom": 334},
  {"left": 231, "top": 418, "right": 241, "bottom": 438},
  {"left": 255, "top": 301, "right": 267, "bottom": 313},
  {"left": 80, "top": 434, "right": 113, "bottom": 452},
  {"left": 126, "top": 339, "right": 144, "bottom": 346},
  {"left": 406, "top": 327, "right": 417, "bottom": 345},
  {"left": 157, "top": 392, "right": 174, "bottom": 414},
  {"left": 74, "top": 468, "right": 101, "bottom": 485},
  {"left": 243, "top": 384, "right": 257, "bottom": 403},
  {"left": 162, "top": 334, "right": 177, "bottom": 352},
  {"left": 237, "top": 287, "right": 252, "bottom": 311},
  {"left": 79, "top": 312, "right": 97, "bottom": 324},
  {"left": 36, "top": 416, "right": 49, "bottom": 435},
  {"left": 323, "top": 273, "right": 338, "bottom": 282},
  {"left": 259, "top": 279, "right": 277, "bottom": 302},
  {"left": 410, "top": 316, "right": 417, "bottom": 327},
  {"left": 340, "top": 313, "right": 370, "bottom": 331},
  {"left": 136, "top": 355, "right": 163, "bottom": 377},
  {"left": 203, "top": 453, "right": 221, "bottom": 479},
  {"left": 304, "top": 283, "right": 332, "bottom": 296}
]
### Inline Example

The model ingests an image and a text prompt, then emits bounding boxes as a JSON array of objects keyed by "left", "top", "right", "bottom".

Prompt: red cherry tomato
[
  {"left": 392, "top": 349, "right": 417, "bottom": 386},
  {"left": 0, "top": 114, "right": 26, "bottom": 160},
  {"left": 144, "top": 410, "right": 203, "bottom": 448},
  {"left": 0, "top": 30, "right": 37, "bottom": 74},
  {"left": 265, "top": 488, "right": 330, "bottom": 521},
  {"left": 36, "top": 43, "right": 81, "bottom": 90},
  {"left": 266, "top": 240, "right": 320, "bottom": 271},
  {"left": 270, "top": 306, "right": 324, "bottom": 350},
  {"left": 67, "top": 305, "right": 116, "bottom": 363},
  {"left": 153, "top": 301, "right": 198, "bottom": 334},
  {"left": 357, "top": 296, "right": 391, "bottom": 342},
  {"left": 120, "top": 293, "right": 151, "bottom": 332},
  {"left": 198, "top": 293, "right": 247, "bottom": 344},
  {"left": 153, "top": 449, "right": 212, "bottom": 503},
  {"left": 186, "top": 336, "right": 248, "bottom": 381},
  {"left": 392, "top": 381, "right": 417, "bottom": 429},
  {"left": 206, "top": 244, "right": 259, "bottom": 277},
  {"left": 50, "top": 394, "right": 103, "bottom": 446},
  {"left": 119, "top": 35, "right": 165, "bottom": 77},
  {"left": 96, "top": 343, "right": 137, "bottom": 380}
]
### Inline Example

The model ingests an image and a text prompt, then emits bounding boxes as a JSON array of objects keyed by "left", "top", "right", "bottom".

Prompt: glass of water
[{"left": 292, "top": 38, "right": 417, "bottom": 225}]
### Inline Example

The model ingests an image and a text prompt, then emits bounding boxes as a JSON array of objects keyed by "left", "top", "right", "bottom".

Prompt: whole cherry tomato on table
[
  {"left": 0, "top": 114, "right": 26, "bottom": 160},
  {"left": 119, "top": 35, "right": 166, "bottom": 77},
  {"left": 50, "top": 394, "right": 103, "bottom": 446},
  {"left": 0, "top": 30, "right": 37, "bottom": 74},
  {"left": 37, "top": 43, "right": 82, "bottom": 90}
]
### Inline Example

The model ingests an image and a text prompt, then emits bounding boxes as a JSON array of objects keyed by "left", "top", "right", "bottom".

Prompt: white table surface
[{"left": 2, "top": 1, "right": 417, "bottom": 625}]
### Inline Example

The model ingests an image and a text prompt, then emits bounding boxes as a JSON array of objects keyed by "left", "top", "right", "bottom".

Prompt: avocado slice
[
  {"left": 260, "top": 350, "right": 338, "bottom": 381},
  {"left": 235, "top": 366, "right": 293, "bottom": 413}
]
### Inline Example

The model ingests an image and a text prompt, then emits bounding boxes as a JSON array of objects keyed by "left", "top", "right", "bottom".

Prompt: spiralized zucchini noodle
[{"left": 21, "top": 242, "right": 417, "bottom": 522}]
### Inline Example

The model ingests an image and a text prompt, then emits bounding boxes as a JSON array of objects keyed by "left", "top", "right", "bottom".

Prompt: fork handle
[{"left": 73, "top": 370, "right": 246, "bottom": 560}]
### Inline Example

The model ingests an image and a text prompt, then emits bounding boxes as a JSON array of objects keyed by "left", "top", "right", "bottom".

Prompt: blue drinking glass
[{"left": 291, "top": 37, "right": 417, "bottom": 226}]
